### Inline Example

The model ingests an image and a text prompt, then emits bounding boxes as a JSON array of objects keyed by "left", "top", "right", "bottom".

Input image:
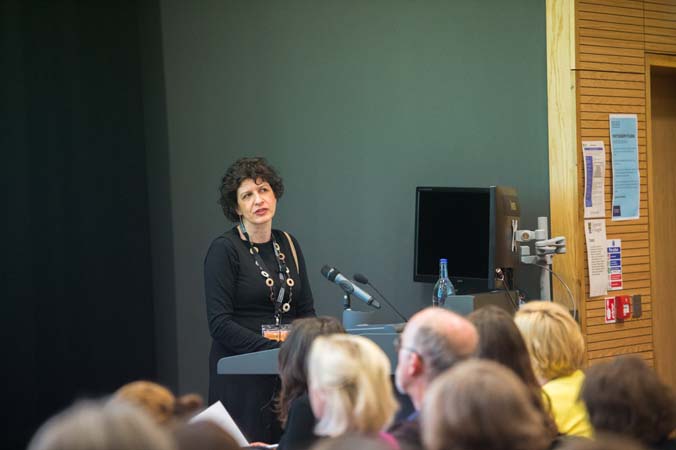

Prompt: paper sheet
[
  {"left": 585, "top": 219, "right": 609, "bottom": 297},
  {"left": 609, "top": 114, "right": 640, "bottom": 220},
  {"left": 582, "top": 141, "right": 606, "bottom": 219},
  {"left": 189, "top": 401, "right": 249, "bottom": 446}
]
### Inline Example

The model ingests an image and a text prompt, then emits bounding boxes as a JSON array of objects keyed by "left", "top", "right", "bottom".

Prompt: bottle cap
[{"left": 440, "top": 258, "right": 447, "bottom": 263}]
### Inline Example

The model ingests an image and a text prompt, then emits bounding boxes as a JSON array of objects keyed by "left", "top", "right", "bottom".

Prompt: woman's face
[{"left": 236, "top": 177, "right": 277, "bottom": 227}]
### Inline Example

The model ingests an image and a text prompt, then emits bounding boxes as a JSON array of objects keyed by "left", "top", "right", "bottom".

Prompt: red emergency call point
[
  {"left": 605, "top": 295, "right": 632, "bottom": 324},
  {"left": 616, "top": 295, "right": 632, "bottom": 320}
]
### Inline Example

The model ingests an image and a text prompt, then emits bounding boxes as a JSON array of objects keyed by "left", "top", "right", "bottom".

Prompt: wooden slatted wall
[{"left": 573, "top": 0, "right": 676, "bottom": 366}]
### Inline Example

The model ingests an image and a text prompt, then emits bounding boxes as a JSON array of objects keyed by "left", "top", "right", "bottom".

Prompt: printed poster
[
  {"left": 609, "top": 114, "right": 640, "bottom": 220},
  {"left": 585, "top": 219, "right": 608, "bottom": 297},
  {"left": 583, "top": 141, "right": 606, "bottom": 218}
]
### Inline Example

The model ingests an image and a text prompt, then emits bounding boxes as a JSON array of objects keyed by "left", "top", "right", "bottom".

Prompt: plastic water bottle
[{"left": 433, "top": 258, "right": 455, "bottom": 307}]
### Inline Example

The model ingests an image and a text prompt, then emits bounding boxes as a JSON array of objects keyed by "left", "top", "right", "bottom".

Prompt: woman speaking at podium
[{"left": 204, "top": 157, "right": 316, "bottom": 442}]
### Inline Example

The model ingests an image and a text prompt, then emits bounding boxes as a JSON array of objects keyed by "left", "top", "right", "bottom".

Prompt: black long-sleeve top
[
  {"left": 204, "top": 227, "right": 316, "bottom": 357},
  {"left": 278, "top": 393, "right": 318, "bottom": 450}
]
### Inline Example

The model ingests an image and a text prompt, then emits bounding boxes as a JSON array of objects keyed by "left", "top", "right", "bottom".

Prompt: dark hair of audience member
[
  {"left": 581, "top": 356, "right": 676, "bottom": 447},
  {"left": 555, "top": 432, "right": 649, "bottom": 450},
  {"left": 27, "top": 399, "right": 175, "bottom": 450},
  {"left": 468, "top": 305, "right": 559, "bottom": 438},
  {"left": 422, "top": 359, "right": 553, "bottom": 450},
  {"left": 173, "top": 421, "right": 240, "bottom": 450},
  {"left": 468, "top": 306, "right": 540, "bottom": 386},
  {"left": 309, "top": 434, "right": 393, "bottom": 450},
  {"left": 113, "top": 380, "right": 203, "bottom": 426},
  {"left": 276, "top": 316, "right": 345, "bottom": 426}
]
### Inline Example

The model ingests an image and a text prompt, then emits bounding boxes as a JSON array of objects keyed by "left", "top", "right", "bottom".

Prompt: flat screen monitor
[{"left": 414, "top": 187, "right": 496, "bottom": 293}]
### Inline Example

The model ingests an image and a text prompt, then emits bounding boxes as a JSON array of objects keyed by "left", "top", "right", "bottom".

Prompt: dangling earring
[{"left": 238, "top": 215, "right": 247, "bottom": 239}]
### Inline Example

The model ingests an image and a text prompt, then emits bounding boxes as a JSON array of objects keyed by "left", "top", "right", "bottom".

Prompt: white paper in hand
[{"left": 189, "top": 400, "right": 249, "bottom": 447}]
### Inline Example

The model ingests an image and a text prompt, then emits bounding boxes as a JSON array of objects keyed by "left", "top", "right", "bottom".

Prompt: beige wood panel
[
  {"left": 588, "top": 318, "right": 654, "bottom": 334},
  {"left": 588, "top": 343, "right": 654, "bottom": 359},
  {"left": 578, "top": 10, "right": 644, "bottom": 25},
  {"left": 578, "top": 19, "right": 643, "bottom": 34},
  {"left": 547, "top": 0, "right": 582, "bottom": 317},
  {"left": 580, "top": 0, "right": 643, "bottom": 8},
  {"left": 586, "top": 325, "right": 652, "bottom": 343},
  {"left": 644, "top": 1, "right": 676, "bottom": 13},
  {"left": 580, "top": 95, "right": 646, "bottom": 105},
  {"left": 579, "top": 28, "right": 646, "bottom": 42},
  {"left": 579, "top": 36, "right": 647, "bottom": 49},
  {"left": 578, "top": 1, "right": 645, "bottom": 16},
  {"left": 646, "top": 54, "right": 676, "bottom": 388},
  {"left": 549, "top": 0, "right": 676, "bottom": 371},
  {"left": 576, "top": 0, "right": 651, "bottom": 362},
  {"left": 587, "top": 333, "right": 653, "bottom": 351}
]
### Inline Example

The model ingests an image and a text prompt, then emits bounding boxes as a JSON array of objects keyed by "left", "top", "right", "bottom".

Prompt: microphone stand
[
  {"left": 343, "top": 293, "right": 351, "bottom": 310},
  {"left": 341, "top": 293, "right": 375, "bottom": 329}
]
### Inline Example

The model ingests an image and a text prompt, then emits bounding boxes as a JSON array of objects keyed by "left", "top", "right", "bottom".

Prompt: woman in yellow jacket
[{"left": 515, "top": 301, "right": 593, "bottom": 438}]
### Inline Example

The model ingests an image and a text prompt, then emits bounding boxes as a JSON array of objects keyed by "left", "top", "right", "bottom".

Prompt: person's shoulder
[
  {"left": 206, "top": 228, "right": 241, "bottom": 259},
  {"left": 545, "top": 370, "right": 585, "bottom": 391},
  {"left": 273, "top": 229, "right": 301, "bottom": 246},
  {"left": 288, "top": 392, "right": 312, "bottom": 416},
  {"left": 292, "top": 392, "right": 311, "bottom": 408}
]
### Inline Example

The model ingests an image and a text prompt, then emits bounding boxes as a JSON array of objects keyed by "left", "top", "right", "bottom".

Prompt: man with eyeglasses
[{"left": 390, "top": 307, "right": 478, "bottom": 450}]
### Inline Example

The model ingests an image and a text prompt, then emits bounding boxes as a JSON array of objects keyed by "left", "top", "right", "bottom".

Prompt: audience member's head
[
  {"left": 581, "top": 356, "right": 676, "bottom": 446},
  {"left": 28, "top": 399, "right": 175, "bottom": 450},
  {"left": 514, "top": 301, "right": 585, "bottom": 383},
  {"left": 173, "top": 421, "right": 240, "bottom": 450},
  {"left": 394, "top": 307, "right": 478, "bottom": 410},
  {"left": 307, "top": 334, "right": 398, "bottom": 437},
  {"left": 468, "top": 305, "right": 558, "bottom": 438},
  {"left": 309, "top": 434, "right": 393, "bottom": 450},
  {"left": 468, "top": 305, "right": 538, "bottom": 387},
  {"left": 277, "top": 316, "right": 345, "bottom": 426},
  {"left": 113, "top": 380, "right": 203, "bottom": 426},
  {"left": 555, "top": 433, "right": 648, "bottom": 450},
  {"left": 421, "top": 360, "right": 553, "bottom": 450}
]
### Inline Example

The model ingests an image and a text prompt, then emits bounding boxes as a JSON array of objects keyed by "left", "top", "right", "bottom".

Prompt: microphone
[
  {"left": 320, "top": 265, "right": 381, "bottom": 309},
  {"left": 353, "top": 273, "right": 408, "bottom": 322}
]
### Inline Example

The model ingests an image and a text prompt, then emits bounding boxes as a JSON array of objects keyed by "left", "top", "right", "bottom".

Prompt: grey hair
[
  {"left": 28, "top": 399, "right": 176, "bottom": 450},
  {"left": 412, "top": 326, "right": 472, "bottom": 382}
]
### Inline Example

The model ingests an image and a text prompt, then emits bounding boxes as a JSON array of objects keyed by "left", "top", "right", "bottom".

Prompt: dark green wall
[{"left": 155, "top": 0, "right": 549, "bottom": 395}]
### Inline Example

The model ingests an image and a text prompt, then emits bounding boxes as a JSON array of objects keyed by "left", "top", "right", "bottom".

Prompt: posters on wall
[
  {"left": 609, "top": 114, "right": 640, "bottom": 221},
  {"left": 585, "top": 219, "right": 609, "bottom": 297},
  {"left": 582, "top": 141, "right": 606, "bottom": 219}
]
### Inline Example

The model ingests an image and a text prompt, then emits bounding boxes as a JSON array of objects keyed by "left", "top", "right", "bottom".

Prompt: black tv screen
[{"left": 414, "top": 187, "right": 495, "bottom": 293}]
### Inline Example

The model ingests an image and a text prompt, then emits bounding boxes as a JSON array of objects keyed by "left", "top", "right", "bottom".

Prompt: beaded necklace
[{"left": 238, "top": 218, "right": 294, "bottom": 325}]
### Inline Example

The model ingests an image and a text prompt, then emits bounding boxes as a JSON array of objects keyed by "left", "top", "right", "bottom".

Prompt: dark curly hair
[
  {"left": 581, "top": 356, "right": 676, "bottom": 446},
  {"left": 218, "top": 157, "right": 284, "bottom": 222}
]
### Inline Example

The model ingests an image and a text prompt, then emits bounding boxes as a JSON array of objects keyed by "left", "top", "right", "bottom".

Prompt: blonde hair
[
  {"left": 114, "top": 381, "right": 203, "bottom": 425},
  {"left": 28, "top": 399, "right": 175, "bottom": 450},
  {"left": 422, "top": 360, "right": 553, "bottom": 450},
  {"left": 308, "top": 334, "right": 398, "bottom": 437},
  {"left": 514, "top": 301, "right": 585, "bottom": 381}
]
